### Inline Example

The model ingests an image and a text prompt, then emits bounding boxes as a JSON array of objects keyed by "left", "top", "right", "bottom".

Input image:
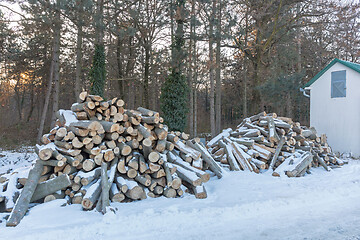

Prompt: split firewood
[
  {"left": 110, "top": 183, "right": 125, "bottom": 202},
  {"left": 269, "top": 136, "right": 286, "bottom": 170},
  {"left": 286, "top": 152, "right": 313, "bottom": 177},
  {"left": 36, "top": 144, "right": 54, "bottom": 160},
  {"left": 167, "top": 151, "right": 210, "bottom": 183},
  {"left": 124, "top": 180, "right": 145, "bottom": 200},
  {"left": 206, "top": 111, "right": 342, "bottom": 177},
  {"left": 44, "top": 191, "right": 65, "bottom": 203},
  {"left": 5, "top": 92, "right": 222, "bottom": 225},
  {"left": 175, "top": 165, "right": 202, "bottom": 187},
  {"left": 82, "top": 179, "right": 102, "bottom": 210}
]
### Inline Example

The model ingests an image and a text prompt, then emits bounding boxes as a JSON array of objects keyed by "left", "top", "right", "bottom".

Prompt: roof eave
[{"left": 303, "top": 58, "right": 360, "bottom": 88}]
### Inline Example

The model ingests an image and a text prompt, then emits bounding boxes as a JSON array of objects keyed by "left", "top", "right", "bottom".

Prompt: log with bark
[
  {"left": 5, "top": 92, "right": 218, "bottom": 226},
  {"left": 206, "top": 111, "right": 343, "bottom": 177}
]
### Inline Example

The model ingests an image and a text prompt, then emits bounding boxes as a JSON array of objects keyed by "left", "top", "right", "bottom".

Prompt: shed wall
[{"left": 310, "top": 62, "right": 360, "bottom": 157}]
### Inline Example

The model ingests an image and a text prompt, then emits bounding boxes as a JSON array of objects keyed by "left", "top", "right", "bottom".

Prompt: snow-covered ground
[
  {"left": 0, "top": 147, "right": 36, "bottom": 174},
  {"left": 1, "top": 149, "right": 360, "bottom": 240}
]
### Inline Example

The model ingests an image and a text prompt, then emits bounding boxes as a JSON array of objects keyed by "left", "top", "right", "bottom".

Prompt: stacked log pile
[
  {"left": 3, "top": 92, "right": 223, "bottom": 226},
  {"left": 207, "top": 112, "right": 345, "bottom": 177}
]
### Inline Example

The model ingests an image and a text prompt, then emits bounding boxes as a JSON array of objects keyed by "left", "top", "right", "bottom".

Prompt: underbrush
[{"left": 0, "top": 123, "right": 37, "bottom": 150}]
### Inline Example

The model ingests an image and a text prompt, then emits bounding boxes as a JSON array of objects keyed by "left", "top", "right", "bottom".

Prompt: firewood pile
[
  {"left": 4, "top": 92, "right": 224, "bottom": 226},
  {"left": 207, "top": 112, "right": 346, "bottom": 177}
]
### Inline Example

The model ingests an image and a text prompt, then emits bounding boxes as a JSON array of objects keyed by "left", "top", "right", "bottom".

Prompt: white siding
[{"left": 309, "top": 62, "right": 360, "bottom": 157}]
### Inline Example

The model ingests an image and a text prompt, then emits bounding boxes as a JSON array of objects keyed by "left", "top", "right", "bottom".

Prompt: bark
[
  {"left": 115, "top": 176, "right": 128, "bottom": 193},
  {"left": 101, "top": 161, "right": 109, "bottom": 214},
  {"left": 75, "top": 14, "right": 83, "bottom": 101},
  {"left": 286, "top": 152, "right": 313, "bottom": 177},
  {"left": 243, "top": 7, "right": 249, "bottom": 118},
  {"left": 209, "top": 4, "right": 215, "bottom": 138},
  {"left": 194, "top": 78, "right": 197, "bottom": 136},
  {"left": 127, "top": 36, "right": 136, "bottom": 109},
  {"left": 26, "top": 83, "right": 35, "bottom": 122},
  {"left": 188, "top": 0, "right": 195, "bottom": 137},
  {"left": 37, "top": 27, "right": 57, "bottom": 142},
  {"left": 82, "top": 179, "right": 102, "bottom": 210},
  {"left": 163, "top": 188, "right": 176, "bottom": 198},
  {"left": 143, "top": 44, "right": 150, "bottom": 108},
  {"left": 110, "top": 183, "right": 125, "bottom": 202},
  {"left": 6, "top": 162, "right": 43, "bottom": 227},
  {"left": 31, "top": 174, "right": 71, "bottom": 202},
  {"left": 175, "top": 165, "right": 202, "bottom": 187},
  {"left": 116, "top": 36, "right": 125, "bottom": 99},
  {"left": 51, "top": 0, "right": 62, "bottom": 127},
  {"left": 184, "top": 183, "right": 207, "bottom": 199},
  {"left": 80, "top": 168, "right": 102, "bottom": 186},
  {"left": 191, "top": 142, "right": 223, "bottom": 178},
  {"left": 218, "top": 140, "right": 240, "bottom": 171},
  {"left": 95, "top": 0, "right": 104, "bottom": 45},
  {"left": 215, "top": 0, "right": 222, "bottom": 135},
  {"left": 167, "top": 151, "right": 210, "bottom": 182},
  {"left": 269, "top": 136, "right": 286, "bottom": 170}
]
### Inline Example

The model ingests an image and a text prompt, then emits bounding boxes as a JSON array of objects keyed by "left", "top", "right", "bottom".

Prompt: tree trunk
[
  {"left": 209, "top": 4, "right": 215, "bottom": 138},
  {"left": 75, "top": 18, "right": 83, "bottom": 101},
  {"left": 143, "top": 44, "right": 150, "bottom": 108},
  {"left": 37, "top": 13, "right": 59, "bottom": 143},
  {"left": 95, "top": 0, "right": 104, "bottom": 45},
  {"left": 188, "top": 0, "right": 195, "bottom": 137},
  {"left": 215, "top": 0, "right": 222, "bottom": 135},
  {"left": 126, "top": 35, "right": 136, "bottom": 108},
  {"left": 243, "top": 7, "right": 249, "bottom": 118},
  {"left": 26, "top": 82, "right": 35, "bottom": 122},
  {"left": 116, "top": 36, "right": 124, "bottom": 99},
  {"left": 51, "top": 0, "right": 62, "bottom": 127},
  {"left": 194, "top": 48, "right": 198, "bottom": 137}
]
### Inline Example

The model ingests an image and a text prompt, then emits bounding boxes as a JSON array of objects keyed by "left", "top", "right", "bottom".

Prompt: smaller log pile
[
  {"left": 207, "top": 112, "right": 345, "bottom": 177},
  {"left": 3, "top": 92, "right": 224, "bottom": 227}
]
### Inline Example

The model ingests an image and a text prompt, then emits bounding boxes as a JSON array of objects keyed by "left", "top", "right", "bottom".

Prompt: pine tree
[
  {"left": 89, "top": 0, "right": 105, "bottom": 97},
  {"left": 160, "top": 0, "right": 189, "bottom": 132},
  {"left": 89, "top": 44, "right": 106, "bottom": 97}
]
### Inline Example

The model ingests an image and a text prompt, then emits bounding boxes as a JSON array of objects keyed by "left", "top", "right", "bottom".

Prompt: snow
[
  {"left": 110, "top": 183, "right": 118, "bottom": 194},
  {"left": 176, "top": 164, "right": 200, "bottom": 182},
  {"left": 207, "top": 128, "right": 232, "bottom": 147},
  {"left": 0, "top": 147, "right": 36, "bottom": 174},
  {"left": 1, "top": 149, "right": 360, "bottom": 239},
  {"left": 253, "top": 144, "right": 271, "bottom": 158},
  {"left": 59, "top": 109, "right": 78, "bottom": 127},
  {"left": 36, "top": 142, "right": 56, "bottom": 151},
  {"left": 76, "top": 168, "right": 101, "bottom": 179},
  {"left": 121, "top": 177, "right": 138, "bottom": 189},
  {"left": 273, "top": 155, "right": 296, "bottom": 177},
  {"left": 83, "top": 179, "right": 101, "bottom": 198}
]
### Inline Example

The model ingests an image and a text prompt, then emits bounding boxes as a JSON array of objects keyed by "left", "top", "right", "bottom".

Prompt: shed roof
[{"left": 304, "top": 58, "right": 360, "bottom": 88}]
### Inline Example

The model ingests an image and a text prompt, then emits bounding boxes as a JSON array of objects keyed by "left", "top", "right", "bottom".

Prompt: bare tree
[{"left": 215, "top": 0, "right": 222, "bottom": 134}]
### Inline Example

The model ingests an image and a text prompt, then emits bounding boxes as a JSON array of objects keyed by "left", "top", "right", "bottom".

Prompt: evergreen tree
[
  {"left": 89, "top": 44, "right": 106, "bottom": 97},
  {"left": 160, "top": 0, "right": 189, "bottom": 131},
  {"left": 89, "top": 0, "right": 105, "bottom": 98}
]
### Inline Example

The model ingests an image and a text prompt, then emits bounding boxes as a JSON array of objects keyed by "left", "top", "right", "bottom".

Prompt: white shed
[{"left": 303, "top": 58, "right": 360, "bottom": 157}]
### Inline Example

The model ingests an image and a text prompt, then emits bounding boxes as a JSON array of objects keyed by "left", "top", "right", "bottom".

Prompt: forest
[{"left": 0, "top": 0, "right": 359, "bottom": 147}]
